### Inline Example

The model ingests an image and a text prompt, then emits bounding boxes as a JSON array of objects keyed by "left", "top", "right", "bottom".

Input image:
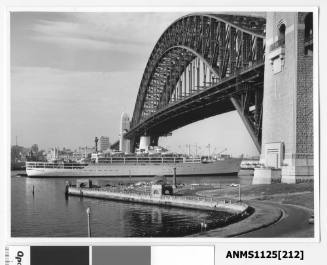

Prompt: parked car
[{"left": 230, "top": 183, "right": 239, "bottom": 187}]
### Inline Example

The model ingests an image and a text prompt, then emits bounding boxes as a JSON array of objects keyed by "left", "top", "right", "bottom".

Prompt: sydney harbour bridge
[
  {"left": 112, "top": 14, "right": 266, "bottom": 152},
  {"left": 114, "top": 14, "right": 266, "bottom": 152},
  {"left": 111, "top": 12, "right": 314, "bottom": 184}
]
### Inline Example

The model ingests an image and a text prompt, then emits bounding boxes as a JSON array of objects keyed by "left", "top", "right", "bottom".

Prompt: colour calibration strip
[{"left": 5, "top": 246, "right": 215, "bottom": 265}]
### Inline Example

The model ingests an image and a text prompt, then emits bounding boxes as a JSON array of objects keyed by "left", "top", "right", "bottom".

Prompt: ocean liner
[{"left": 25, "top": 154, "right": 242, "bottom": 177}]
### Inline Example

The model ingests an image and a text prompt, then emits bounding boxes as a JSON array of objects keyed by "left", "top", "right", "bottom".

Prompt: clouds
[
  {"left": 30, "top": 18, "right": 150, "bottom": 52},
  {"left": 11, "top": 12, "right": 184, "bottom": 72},
  {"left": 69, "top": 12, "right": 184, "bottom": 47}
]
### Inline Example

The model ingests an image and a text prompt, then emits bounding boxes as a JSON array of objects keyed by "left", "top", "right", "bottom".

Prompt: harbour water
[{"left": 11, "top": 171, "right": 253, "bottom": 237}]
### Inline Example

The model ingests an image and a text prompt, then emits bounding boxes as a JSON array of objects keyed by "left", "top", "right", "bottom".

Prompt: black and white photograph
[{"left": 9, "top": 10, "right": 317, "bottom": 238}]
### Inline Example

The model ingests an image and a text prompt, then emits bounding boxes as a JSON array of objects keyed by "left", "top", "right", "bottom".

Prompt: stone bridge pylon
[{"left": 253, "top": 12, "right": 313, "bottom": 184}]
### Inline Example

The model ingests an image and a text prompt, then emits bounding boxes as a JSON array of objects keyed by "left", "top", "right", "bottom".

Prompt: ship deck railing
[
  {"left": 98, "top": 157, "right": 202, "bottom": 164},
  {"left": 26, "top": 157, "right": 202, "bottom": 168},
  {"left": 25, "top": 162, "right": 88, "bottom": 169}
]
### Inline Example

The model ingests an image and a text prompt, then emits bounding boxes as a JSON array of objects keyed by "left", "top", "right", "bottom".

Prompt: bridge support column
[
  {"left": 230, "top": 96, "right": 261, "bottom": 152},
  {"left": 139, "top": 136, "right": 151, "bottom": 152},
  {"left": 203, "top": 62, "right": 207, "bottom": 88},
  {"left": 189, "top": 63, "right": 193, "bottom": 94},
  {"left": 178, "top": 79, "right": 182, "bottom": 100},
  {"left": 196, "top": 58, "right": 200, "bottom": 91},
  {"left": 183, "top": 71, "right": 187, "bottom": 97},
  {"left": 139, "top": 135, "right": 159, "bottom": 152},
  {"left": 150, "top": 135, "right": 159, "bottom": 147},
  {"left": 253, "top": 12, "right": 313, "bottom": 184},
  {"left": 129, "top": 137, "right": 136, "bottom": 154}
]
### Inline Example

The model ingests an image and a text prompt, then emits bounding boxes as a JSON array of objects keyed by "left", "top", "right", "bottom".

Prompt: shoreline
[{"left": 189, "top": 201, "right": 283, "bottom": 237}]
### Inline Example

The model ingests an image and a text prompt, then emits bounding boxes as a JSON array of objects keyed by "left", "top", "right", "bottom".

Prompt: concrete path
[
  {"left": 190, "top": 201, "right": 314, "bottom": 238},
  {"left": 237, "top": 202, "right": 314, "bottom": 238},
  {"left": 188, "top": 184, "right": 314, "bottom": 238},
  {"left": 189, "top": 201, "right": 282, "bottom": 237}
]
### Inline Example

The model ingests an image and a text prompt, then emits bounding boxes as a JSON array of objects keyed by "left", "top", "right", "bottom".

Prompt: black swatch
[{"left": 31, "top": 246, "right": 89, "bottom": 265}]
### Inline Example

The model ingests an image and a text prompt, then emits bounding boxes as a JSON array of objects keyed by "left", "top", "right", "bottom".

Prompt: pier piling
[
  {"left": 86, "top": 207, "right": 91, "bottom": 237},
  {"left": 64, "top": 183, "right": 69, "bottom": 196},
  {"left": 173, "top": 167, "right": 177, "bottom": 188}
]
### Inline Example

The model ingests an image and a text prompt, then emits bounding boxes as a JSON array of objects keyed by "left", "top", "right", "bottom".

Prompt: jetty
[{"left": 66, "top": 183, "right": 250, "bottom": 215}]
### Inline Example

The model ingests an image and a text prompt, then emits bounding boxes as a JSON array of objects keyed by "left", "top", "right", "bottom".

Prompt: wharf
[{"left": 67, "top": 186, "right": 249, "bottom": 214}]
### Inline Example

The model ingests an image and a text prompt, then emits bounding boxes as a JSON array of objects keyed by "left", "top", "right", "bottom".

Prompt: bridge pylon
[
  {"left": 119, "top": 112, "right": 131, "bottom": 154},
  {"left": 253, "top": 12, "right": 313, "bottom": 184}
]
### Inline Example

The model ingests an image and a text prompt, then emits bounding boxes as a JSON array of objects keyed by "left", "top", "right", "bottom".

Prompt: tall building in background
[
  {"left": 119, "top": 112, "right": 131, "bottom": 153},
  {"left": 99, "top": 136, "right": 110, "bottom": 152},
  {"left": 31, "top": 144, "right": 39, "bottom": 154}
]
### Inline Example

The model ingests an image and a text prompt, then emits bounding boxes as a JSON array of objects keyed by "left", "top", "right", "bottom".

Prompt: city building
[
  {"left": 31, "top": 144, "right": 39, "bottom": 155},
  {"left": 11, "top": 145, "right": 30, "bottom": 169},
  {"left": 74, "top": 146, "right": 95, "bottom": 160},
  {"left": 46, "top": 147, "right": 74, "bottom": 162},
  {"left": 46, "top": 147, "right": 59, "bottom": 162},
  {"left": 99, "top": 136, "right": 110, "bottom": 152}
]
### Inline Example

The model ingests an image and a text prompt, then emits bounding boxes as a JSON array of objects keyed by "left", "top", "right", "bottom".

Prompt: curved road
[{"left": 238, "top": 202, "right": 314, "bottom": 238}]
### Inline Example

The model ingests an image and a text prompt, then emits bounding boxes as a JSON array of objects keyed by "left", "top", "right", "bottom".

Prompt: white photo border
[{"left": 2, "top": 5, "right": 320, "bottom": 245}]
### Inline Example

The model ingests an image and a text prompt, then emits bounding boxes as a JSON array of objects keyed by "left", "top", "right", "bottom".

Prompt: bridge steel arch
[{"left": 126, "top": 14, "right": 266, "bottom": 151}]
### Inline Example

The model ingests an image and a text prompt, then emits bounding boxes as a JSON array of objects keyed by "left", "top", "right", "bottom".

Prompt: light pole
[{"left": 86, "top": 207, "right": 91, "bottom": 237}]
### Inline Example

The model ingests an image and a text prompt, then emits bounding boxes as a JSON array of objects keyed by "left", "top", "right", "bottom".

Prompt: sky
[{"left": 11, "top": 12, "right": 260, "bottom": 157}]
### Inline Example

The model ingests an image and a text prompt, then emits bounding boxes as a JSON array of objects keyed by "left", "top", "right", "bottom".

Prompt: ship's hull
[{"left": 26, "top": 159, "right": 242, "bottom": 177}]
